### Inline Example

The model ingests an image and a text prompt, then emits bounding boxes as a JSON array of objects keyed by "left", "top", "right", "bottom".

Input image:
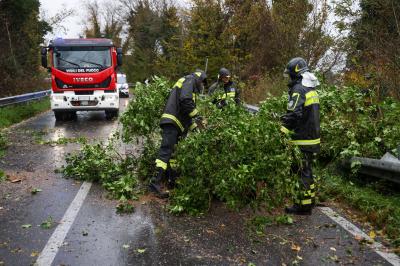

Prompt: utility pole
[{"left": 202, "top": 57, "right": 209, "bottom": 95}]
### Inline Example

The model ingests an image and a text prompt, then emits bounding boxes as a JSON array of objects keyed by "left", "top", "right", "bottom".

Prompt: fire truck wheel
[
  {"left": 105, "top": 110, "right": 119, "bottom": 120},
  {"left": 54, "top": 111, "right": 64, "bottom": 121}
]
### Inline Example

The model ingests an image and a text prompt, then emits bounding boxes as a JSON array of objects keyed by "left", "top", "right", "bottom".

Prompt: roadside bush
[
  {"left": 0, "top": 98, "right": 50, "bottom": 129},
  {"left": 0, "top": 131, "right": 6, "bottom": 153},
  {"left": 319, "top": 84, "right": 400, "bottom": 161}
]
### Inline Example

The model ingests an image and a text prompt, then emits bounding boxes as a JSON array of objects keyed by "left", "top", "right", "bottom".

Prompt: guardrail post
[{"left": 398, "top": 145, "right": 400, "bottom": 160}]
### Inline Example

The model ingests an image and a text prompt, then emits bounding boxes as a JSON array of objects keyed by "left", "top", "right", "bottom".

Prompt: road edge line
[
  {"left": 318, "top": 206, "right": 400, "bottom": 266},
  {"left": 35, "top": 181, "right": 92, "bottom": 266}
]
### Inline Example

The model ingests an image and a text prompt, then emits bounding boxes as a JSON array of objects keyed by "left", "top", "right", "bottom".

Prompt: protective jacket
[
  {"left": 281, "top": 73, "right": 320, "bottom": 153},
  {"left": 208, "top": 80, "right": 240, "bottom": 107},
  {"left": 160, "top": 74, "right": 201, "bottom": 133}
]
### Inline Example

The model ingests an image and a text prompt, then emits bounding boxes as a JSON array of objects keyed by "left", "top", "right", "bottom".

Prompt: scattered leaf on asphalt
[
  {"left": 329, "top": 255, "right": 339, "bottom": 262},
  {"left": 21, "top": 224, "right": 32, "bottom": 229},
  {"left": 291, "top": 244, "right": 301, "bottom": 252},
  {"left": 9, "top": 176, "right": 22, "bottom": 183},
  {"left": 40, "top": 216, "right": 53, "bottom": 229},
  {"left": 137, "top": 248, "right": 146, "bottom": 253},
  {"left": 116, "top": 201, "right": 135, "bottom": 214},
  {"left": 369, "top": 230, "right": 376, "bottom": 240},
  {"left": 122, "top": 244, "right": 130, "bottom": 249},
  {"left": 346, "top": 248, "right": 353, "bottom": 255},
  {"left": 276, "top": 215, "right": 294, "bottom": 225},
  {"left": 11, "top": 248, "right": 22, "bottom": 253},
  {"left": 354, "top": 235, "right": 364, "bottom": 241},
  {"left": 30, "top": 251, "right": 39, "bottom": 257},
  {"left": 31, "top": 188, "right": 42, "bottom": 194},
  {"left": 206, "top": 229, "right": 215, "bottom": 234}
]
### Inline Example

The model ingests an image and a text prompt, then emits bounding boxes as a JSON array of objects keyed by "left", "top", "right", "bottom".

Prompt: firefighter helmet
[
  {"left": 284, "top": 57, "right": 309, "bottom": 79},
  {"left": 218, "top": 68, "right": 231, "bottom": 80}
]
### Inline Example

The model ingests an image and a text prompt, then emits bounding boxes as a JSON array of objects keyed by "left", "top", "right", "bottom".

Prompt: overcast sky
[
  {"left": 40, "top": 0, "right": 190, "bottom": 40},
  {"left": 40, "top": 0, "right": 84, "bottom": 39}
]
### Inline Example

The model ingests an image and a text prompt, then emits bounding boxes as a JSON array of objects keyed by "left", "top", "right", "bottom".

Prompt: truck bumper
[{"left": 50, "top": 91, "right": 119, "bottom": 111}]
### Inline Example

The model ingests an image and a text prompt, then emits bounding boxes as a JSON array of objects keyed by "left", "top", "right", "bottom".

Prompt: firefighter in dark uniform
[
  {"left": 281, "top": 57, "right": 320, "bottom": 215},
  {"left": 149, "top": 70, "right": 207, "bottom": 198},
  {"left": 208, "top": 68, "right": 240, "bottom": 108}
]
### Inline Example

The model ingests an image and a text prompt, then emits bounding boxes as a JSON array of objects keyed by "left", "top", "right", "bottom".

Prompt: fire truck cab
[{"left": 41, "top": 38, "right": 123, "bottom": 120}]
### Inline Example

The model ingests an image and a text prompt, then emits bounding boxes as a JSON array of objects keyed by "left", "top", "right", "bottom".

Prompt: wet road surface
[{"left": 0, "top": 98, "right": 396, "bottom": 265}]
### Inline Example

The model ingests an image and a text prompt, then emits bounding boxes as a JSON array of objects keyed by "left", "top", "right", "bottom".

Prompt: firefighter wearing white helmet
[{"left": 281, "top": 57, "right": 320, "bottom": 215}]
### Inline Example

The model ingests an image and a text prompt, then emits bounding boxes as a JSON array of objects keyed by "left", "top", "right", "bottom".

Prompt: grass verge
[
  {"left": 0, "top": 98, "right": 50, "bottom": 129},
  {"left": 320, "top": 173, "right": 400, "bottom": 249}
]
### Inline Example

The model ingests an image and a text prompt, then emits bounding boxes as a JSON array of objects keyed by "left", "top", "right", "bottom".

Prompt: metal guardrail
[
  {"left": 345, "top": 154, "right": 400, "bottom": 184},
  {"left": 0, "top": 90, "right": 51, "bottom": 107},
  {"left": 244, "top": 104, "right": 259, "bottom": 114}
]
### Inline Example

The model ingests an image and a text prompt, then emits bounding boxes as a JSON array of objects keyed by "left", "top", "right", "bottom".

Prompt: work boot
[
  {"left": 167, "top": 169, "right": 179, "bottom": 189},
  {"left": 148, "top": 168, "right": 169, "bottom": 199},
  {"left": 285, "top": 204, "right": 312, "bottom": 215}
]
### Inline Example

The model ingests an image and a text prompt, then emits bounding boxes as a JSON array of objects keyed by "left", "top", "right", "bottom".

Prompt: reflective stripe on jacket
[
  {"left": 160, "top": 74, "right": 199, "bottom": 133},
  {"left": 208, "top": 80, "right": 240, "bottom": 106},
  {"left": 281, "top": 80, "right": 320, "bottom": 153}
]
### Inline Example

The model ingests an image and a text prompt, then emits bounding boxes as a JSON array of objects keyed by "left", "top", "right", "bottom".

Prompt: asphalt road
[{"left": 0, "top": 98, "right": 396, "bottom": 266}]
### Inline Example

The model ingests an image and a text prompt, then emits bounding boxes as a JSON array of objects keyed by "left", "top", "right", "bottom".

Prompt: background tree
[
  {"left": 83, "top": 0, "right": 124, "bottom": 46},
  {"left": 0, "top": 0, "right": 51, "bottom": 97},
  {"left": 123, "top": 0, "right": 162, "bottom": 82},
  {"left": 343, "top": 0, "right": 400, "bottom": 98},
  {"left": 179, "top": 0, "right": 233, "bottom": 80},
  {"left": 154, "top": 5, "right": 185, "bottom": 79}
]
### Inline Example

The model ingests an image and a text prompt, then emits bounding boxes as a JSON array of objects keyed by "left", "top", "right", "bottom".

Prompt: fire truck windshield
[{"left": 53, "top": 47, "right": 111, "bottom": 70}]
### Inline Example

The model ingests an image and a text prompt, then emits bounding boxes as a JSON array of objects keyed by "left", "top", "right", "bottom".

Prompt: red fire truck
[{"left": 41, "top": 38, "right": 123, "bottom": 120}]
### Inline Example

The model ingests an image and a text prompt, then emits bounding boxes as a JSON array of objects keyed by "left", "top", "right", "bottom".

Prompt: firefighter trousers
[
  {"left": 293, "top": 151, "right": 316, "bottom": 207},
  {"left": 155, "top": 125, "right": 180, "bottom": 172}
]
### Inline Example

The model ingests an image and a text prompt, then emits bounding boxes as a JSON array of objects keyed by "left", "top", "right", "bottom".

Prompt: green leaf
[
  {"left": 31, "top": 188, "right": 42, "bottom": 194},
  {"left": 137, "top": 248, "right": 146, "bottom": 254},
  {"left": 40, "top": 216, "right": 53, "bottom": 229}
]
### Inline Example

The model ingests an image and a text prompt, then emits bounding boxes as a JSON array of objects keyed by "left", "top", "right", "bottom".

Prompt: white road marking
[
  {"left": 319, "top": 207, "right": 400, "bottom": 266},
  {"left": 36, "top": 181, "right": 92, "bottom": 266}
]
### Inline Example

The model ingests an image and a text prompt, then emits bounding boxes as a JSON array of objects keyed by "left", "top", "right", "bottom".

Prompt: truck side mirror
[
  {"left": 116, "top": 48, "right": 123, "bottom": 66},
  {"left": 41, "top": 47, "right": 48, "bottom": 69}
]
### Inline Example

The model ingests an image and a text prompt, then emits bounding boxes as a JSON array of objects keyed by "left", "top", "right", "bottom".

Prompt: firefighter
[
  {"left": 208, "top": 68, "right": 240, "bottom": 108},
  {"left": 280, "top": 57, "right": 320, "bottom": 215},
  {"left": 149, "top": 70, "right": 207, "bottom": 198}
]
